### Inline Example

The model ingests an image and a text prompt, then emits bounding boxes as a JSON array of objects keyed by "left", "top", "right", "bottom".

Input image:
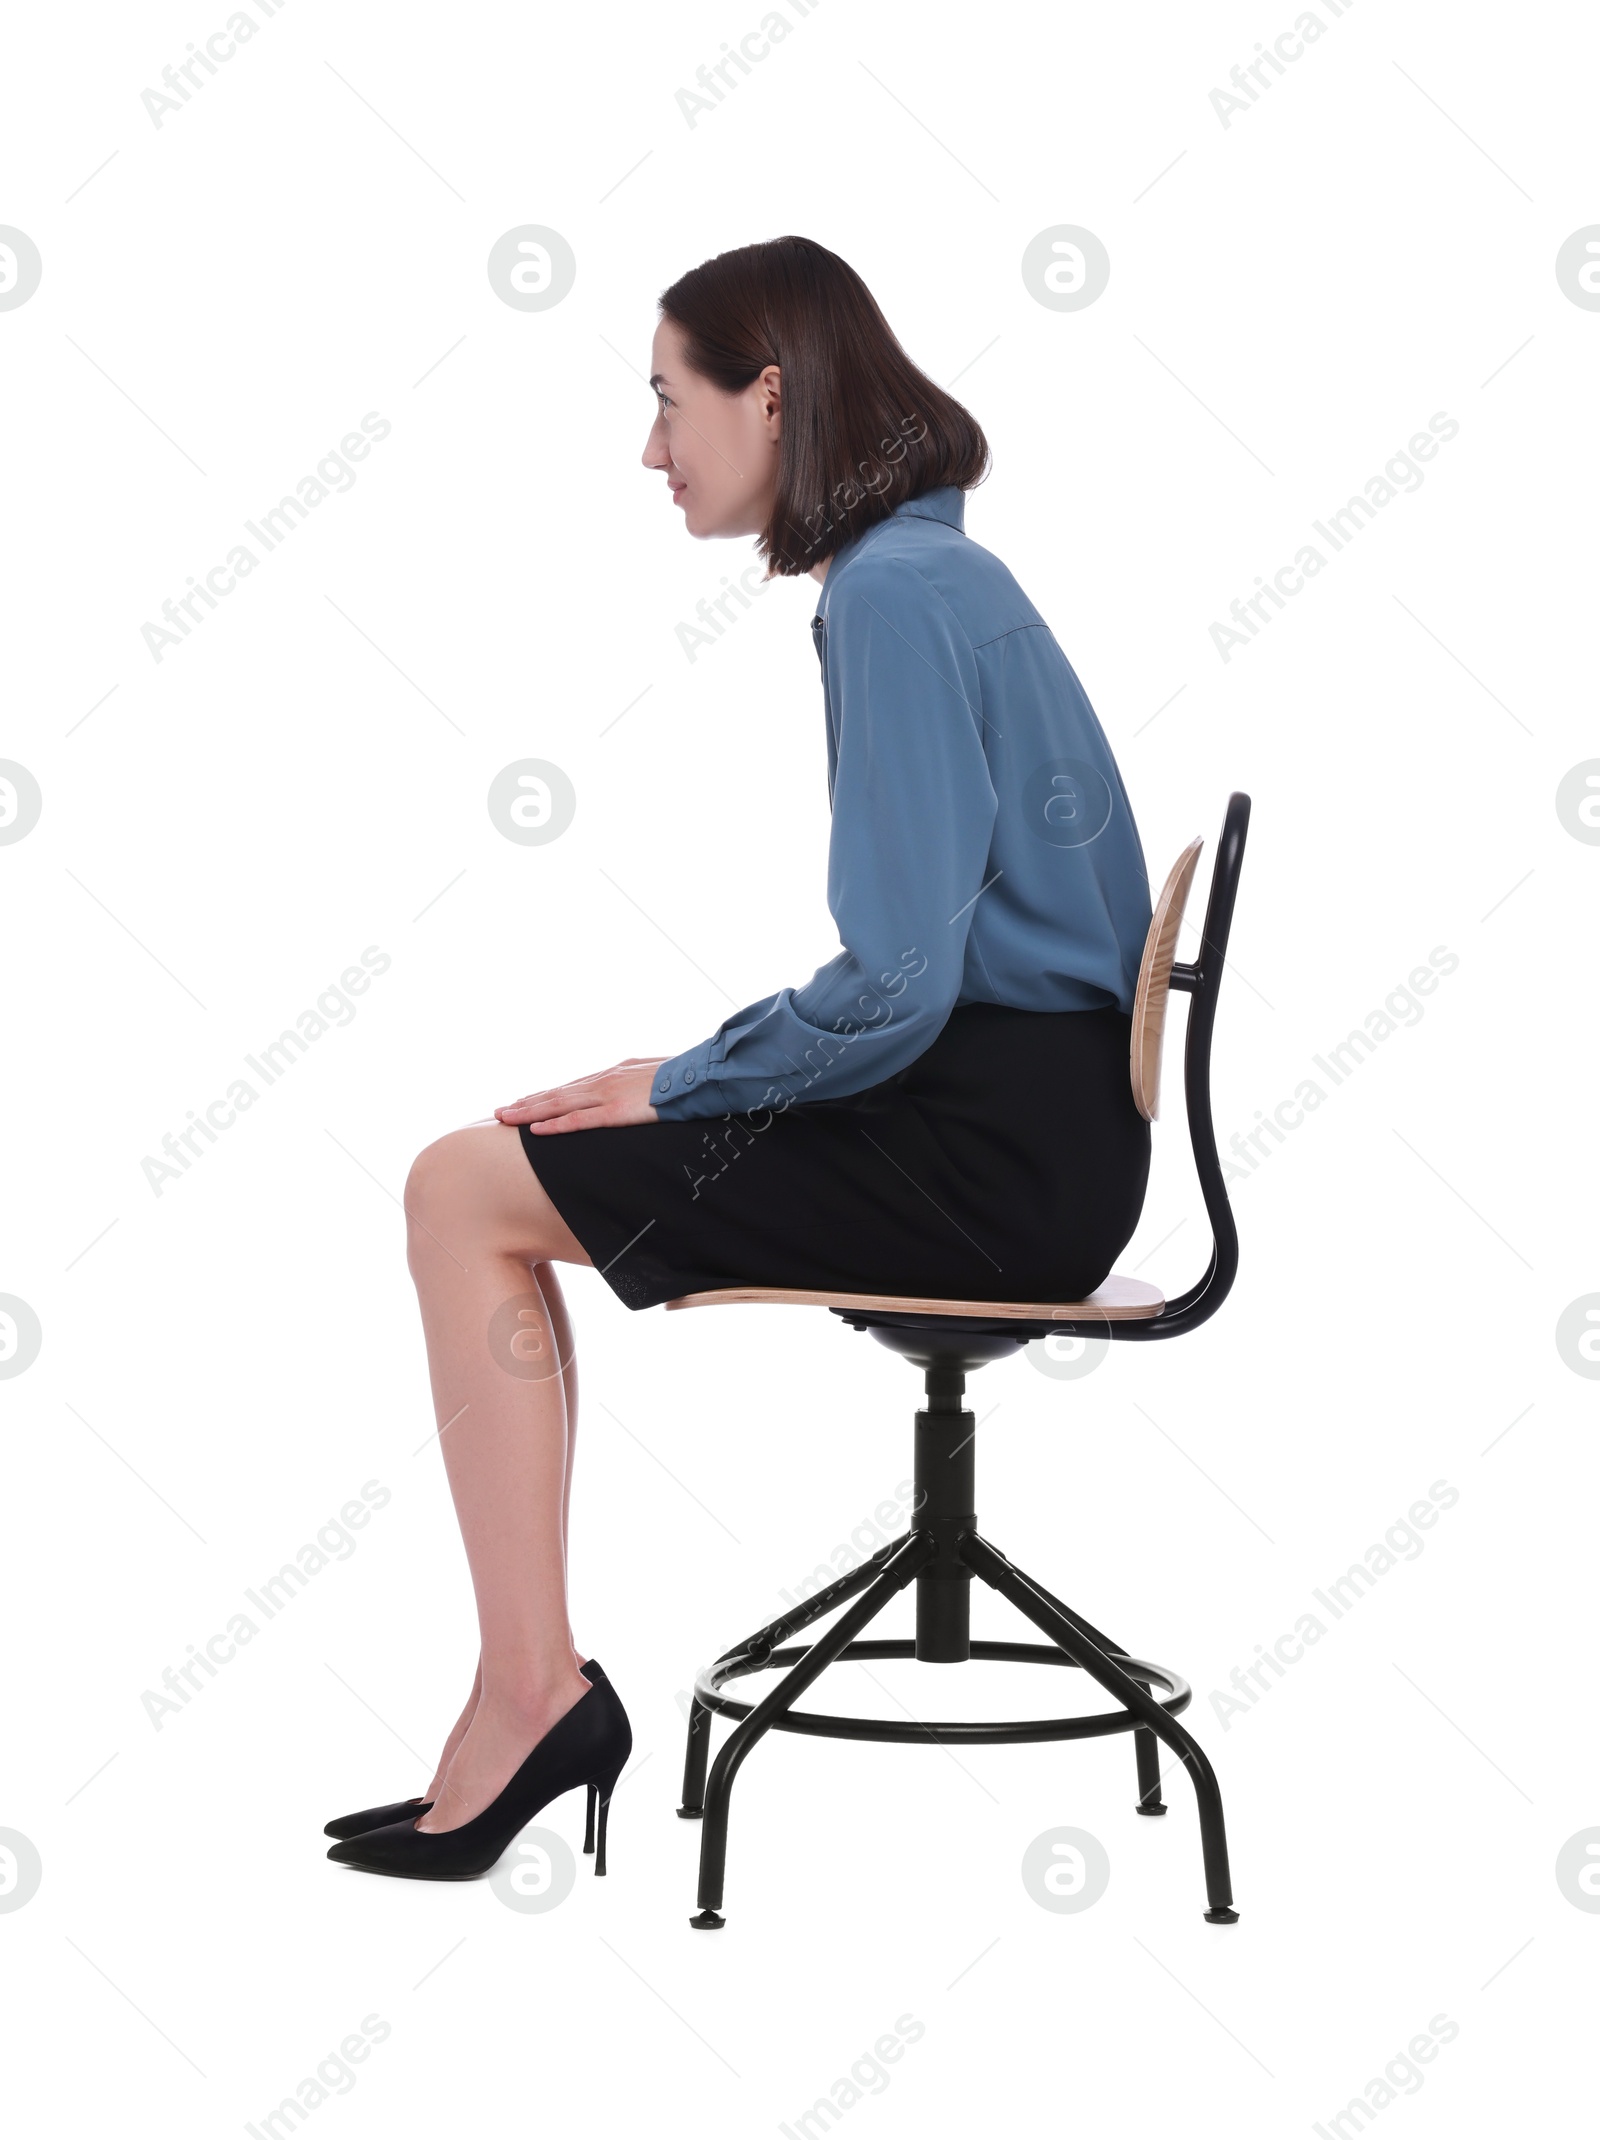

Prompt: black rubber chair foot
[
  {"left": 690, "top": 1909, "right": 725, "bottom": 1930},
  {"left": 676, "top": 1806, "right": 704, "bottom": 1820},
  {"left": 1204, "top": 1906, "right": 1240, "bottom": 1924},
  {"left": 1135, "top": 1802, "right": 1168, "bottom": 1817}
]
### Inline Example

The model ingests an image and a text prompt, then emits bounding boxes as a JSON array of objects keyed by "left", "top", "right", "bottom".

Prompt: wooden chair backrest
[{"left": 1129, "top": 837, "right": 1203, "bottom": 1121}]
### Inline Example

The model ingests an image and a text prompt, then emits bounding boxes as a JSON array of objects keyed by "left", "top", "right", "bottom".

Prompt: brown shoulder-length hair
[{"left": 658, "top": 235, "right": 990, "bottom": 578}]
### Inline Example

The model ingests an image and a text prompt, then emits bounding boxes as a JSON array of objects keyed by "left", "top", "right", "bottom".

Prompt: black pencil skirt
[{"left": 518, "top": 1003, "right": 1150, "bottom": 1312}]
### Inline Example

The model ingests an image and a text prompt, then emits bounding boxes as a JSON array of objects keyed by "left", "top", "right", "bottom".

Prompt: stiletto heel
[
  {"left": 326, "top": 1675, "right": 632, "bottom": 1882},
  {"left": 325, "top": 1659, "right": 608, "bottom": 1841},
  {"left": 593, "top": 1766, "right": 623, "bottom": 1877},
  {"left": 583, "top": 1782, "right": 597, "bottom": 1855}
]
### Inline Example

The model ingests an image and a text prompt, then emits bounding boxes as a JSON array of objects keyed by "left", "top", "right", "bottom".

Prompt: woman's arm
[{"left": 651, "top": 560, "right": 995, "bottom": 1123}]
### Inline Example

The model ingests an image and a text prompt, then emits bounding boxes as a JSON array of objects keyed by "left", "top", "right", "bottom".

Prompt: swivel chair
[{"left": 665, "top": 791, "right": 1251, "bottom": 1928}]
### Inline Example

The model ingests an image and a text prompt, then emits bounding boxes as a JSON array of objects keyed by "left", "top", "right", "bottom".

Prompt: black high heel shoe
[
  {"left": 323, "top": 1660, "right": 607, "bottom": 1842},
  {"left": 326, "top": 1674, "right": 632, "bottom": 1882}
]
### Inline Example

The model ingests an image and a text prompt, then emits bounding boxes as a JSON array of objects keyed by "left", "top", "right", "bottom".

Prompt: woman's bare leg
[
  {"left": 400, "top": 1119, "right": 596, "bottom": 1833},
  {"left": 417, "top": 1259, "right": 586, "bottom": 1802},
  {"left": 535, "top": 1258, "right": 584, "bottom": 1653}
]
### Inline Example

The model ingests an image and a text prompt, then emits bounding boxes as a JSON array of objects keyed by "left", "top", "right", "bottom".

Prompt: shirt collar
[
  {"left": 891, "top": 485, "right": 966, "bottom": 531},
  {"left": 815, "top": 485, "right": 966, "bottom": 603}
]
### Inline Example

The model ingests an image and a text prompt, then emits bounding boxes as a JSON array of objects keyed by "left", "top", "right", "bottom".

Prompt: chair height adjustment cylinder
[{"left": 913, "top": 1369, "right": 976, "bottom": 1662}]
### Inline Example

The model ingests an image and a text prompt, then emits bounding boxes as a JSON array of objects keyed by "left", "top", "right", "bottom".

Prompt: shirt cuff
[{"left": 651, "top": 1039, "right": 718, "bottom": 1119}]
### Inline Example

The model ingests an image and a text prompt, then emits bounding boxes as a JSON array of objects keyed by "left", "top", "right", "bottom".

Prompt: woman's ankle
[{"left": 480, "top": 1663, "right": 590, "bottom": 1729}]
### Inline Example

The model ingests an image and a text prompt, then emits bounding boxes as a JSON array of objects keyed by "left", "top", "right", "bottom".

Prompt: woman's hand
[{"left": 495, "top": 1058, "right": 667, "bottom": 1135}]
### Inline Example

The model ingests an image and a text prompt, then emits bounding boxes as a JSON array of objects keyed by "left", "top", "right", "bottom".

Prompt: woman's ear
[{"left": 758, "top": 363, "right": 783, "bottom": 437}]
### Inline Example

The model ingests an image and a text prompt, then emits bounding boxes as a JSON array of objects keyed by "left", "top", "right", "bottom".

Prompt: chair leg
[
  {"left": 962, "top": 1533, "right": 1238, "bottom": 1922},
  {"left": 677, "top": 1699, "right": 713, "bottom": 1821},
  {"left": 1134, "top": 1728, "right": 1167, "bottom": 1816},
  {"left": 984, "top": 1562, "right": 1168, "bottom": 1815},
  {"left": 691, "top": 1532, "right": 934, "bottom": 1928},
  {"left": 677, "top": 1537, "right": 909, "bottom": 1818}
]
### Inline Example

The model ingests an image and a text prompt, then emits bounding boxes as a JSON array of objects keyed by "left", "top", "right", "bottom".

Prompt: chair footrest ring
[{"left": 692, "top": 1638, "right": 1190, "bottom": 1745}]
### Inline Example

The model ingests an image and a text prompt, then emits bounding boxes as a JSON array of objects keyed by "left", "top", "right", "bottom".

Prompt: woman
[{"left": 325, "top": 235, "right": 1153, "bottom": 1882}]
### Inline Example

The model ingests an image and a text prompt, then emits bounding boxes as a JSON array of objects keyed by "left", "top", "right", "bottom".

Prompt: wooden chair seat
[{"left": 664, "top": 1274, "right": 1163, "bottom": 1322}]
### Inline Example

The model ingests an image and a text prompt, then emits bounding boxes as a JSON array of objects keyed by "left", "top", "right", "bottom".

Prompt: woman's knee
[
  {"left": 404, "top": 1123, "right": 583, "bottom": 1266},
  {"left": 405, "top": 1126, "right": 503, "bottom": 1249}
]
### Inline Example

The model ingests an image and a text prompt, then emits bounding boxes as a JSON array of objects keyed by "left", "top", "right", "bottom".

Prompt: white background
[{"left": 2, "top": 1, "right": 1596, "bottom": 2132}]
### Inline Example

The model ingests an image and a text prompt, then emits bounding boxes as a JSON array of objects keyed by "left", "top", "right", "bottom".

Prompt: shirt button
[
  {"left": 657, "top": 1077, "right": 670, "bottom": 1092},
  {"left": 683, "top": 1068, "right": 696, "bottom": 1085}
]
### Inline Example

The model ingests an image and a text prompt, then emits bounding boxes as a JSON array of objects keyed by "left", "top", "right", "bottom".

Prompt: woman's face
[{"left": 642, "top": 317, "right": 782, "bottom": 543}]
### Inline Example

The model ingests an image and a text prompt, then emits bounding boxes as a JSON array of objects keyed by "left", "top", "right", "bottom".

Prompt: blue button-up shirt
[{"left": 652, "top": 486, "right": 1151, "bottom": 1122}]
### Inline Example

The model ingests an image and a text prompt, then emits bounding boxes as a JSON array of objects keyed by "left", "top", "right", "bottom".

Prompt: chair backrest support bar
[{"left": 1057, "top": 790, "right": 1252, "bottom": 1344}]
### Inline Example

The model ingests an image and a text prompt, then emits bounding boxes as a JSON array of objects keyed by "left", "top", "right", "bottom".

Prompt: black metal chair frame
[{"left": 676, "top": 793, "right": 1253, "bottom": 1928}]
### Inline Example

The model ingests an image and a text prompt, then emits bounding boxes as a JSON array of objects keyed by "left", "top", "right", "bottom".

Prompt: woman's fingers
[
  {"left": 524, "top": 1108, "right": 612, "bottom": 1135},
  {"left": 494, "top": 1059, "right": 663, "bottom": 1132},
  {"left": 495, "top": 1087, "right": 587, "bottom": 1124}
]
